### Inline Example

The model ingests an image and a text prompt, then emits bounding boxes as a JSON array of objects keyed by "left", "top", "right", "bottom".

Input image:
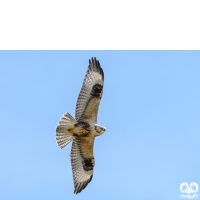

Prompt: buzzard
[{"left": 55, "top": 57, "right": 106, "bottom": 194}]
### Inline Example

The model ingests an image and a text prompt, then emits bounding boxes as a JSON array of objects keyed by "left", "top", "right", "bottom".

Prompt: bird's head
[{"left": 95, "top": 125, "right": 106, "bottom": 136}]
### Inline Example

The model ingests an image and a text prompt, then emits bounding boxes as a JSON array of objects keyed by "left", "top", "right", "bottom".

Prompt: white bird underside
[{"left": 55, "top": 57, "right": 106, "bottom": 194}]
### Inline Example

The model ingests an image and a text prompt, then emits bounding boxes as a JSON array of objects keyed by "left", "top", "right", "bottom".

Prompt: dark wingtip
[
  {"left": 73, "top": 175, "right": 93, "bottom": 194},
  {"left": 89, "top": 57, "right": 99, "bottom": 66},
  {"left": 88, "top": 57, "right": 104, "bottom": 80}
]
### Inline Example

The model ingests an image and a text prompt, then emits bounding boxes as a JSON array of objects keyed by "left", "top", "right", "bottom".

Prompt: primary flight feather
[{"left": 55, "top": 57, "right": 106, "bottom": 194}]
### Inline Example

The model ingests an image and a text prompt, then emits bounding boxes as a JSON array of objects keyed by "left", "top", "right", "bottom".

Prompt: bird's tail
[{"left": 55, "top": 112, "right": 77, "bottom": 149}]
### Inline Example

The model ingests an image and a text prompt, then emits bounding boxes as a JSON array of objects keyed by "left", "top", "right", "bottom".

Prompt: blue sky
[{"left": 0, "top": 51, "right": 200, "bottom": 200}]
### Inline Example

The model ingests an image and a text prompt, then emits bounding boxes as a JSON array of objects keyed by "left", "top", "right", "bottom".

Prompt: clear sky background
[{"left": 0, "top": 51, "right": 200, "bottom": 200}]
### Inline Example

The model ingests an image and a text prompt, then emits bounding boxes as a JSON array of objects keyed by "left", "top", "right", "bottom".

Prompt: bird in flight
[{"left": 55, "top": 57, "right": 106, "bottom": 194}]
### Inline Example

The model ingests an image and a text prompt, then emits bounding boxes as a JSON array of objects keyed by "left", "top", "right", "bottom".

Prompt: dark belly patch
[{"left": 75, "top": 121, "right": 91, "bottom": 137}]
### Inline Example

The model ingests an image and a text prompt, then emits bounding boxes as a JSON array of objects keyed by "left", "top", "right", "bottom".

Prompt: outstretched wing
[
  {"left": 70, "top": 137, "right": 95, "bottom": 194},
  {"left": 75, "top": 57, "right": 104, "bottom": 123}
]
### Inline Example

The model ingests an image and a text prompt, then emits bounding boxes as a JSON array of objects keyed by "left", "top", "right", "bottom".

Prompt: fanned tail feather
[{"left": 55, "top": 112, "right": 77, "bottom": 149}]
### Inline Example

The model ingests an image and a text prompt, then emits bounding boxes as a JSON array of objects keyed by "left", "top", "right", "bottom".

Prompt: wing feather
[
  {"left": 75, "top": 57, "right": 104, "bottom": 123},
  {"left": 70, "top": 137, "right": 95, "bottom": 194}
]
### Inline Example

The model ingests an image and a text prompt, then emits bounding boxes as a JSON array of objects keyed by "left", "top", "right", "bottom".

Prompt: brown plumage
[{"left": 55, "top": 57, "right": 106, "bottom": 194}]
